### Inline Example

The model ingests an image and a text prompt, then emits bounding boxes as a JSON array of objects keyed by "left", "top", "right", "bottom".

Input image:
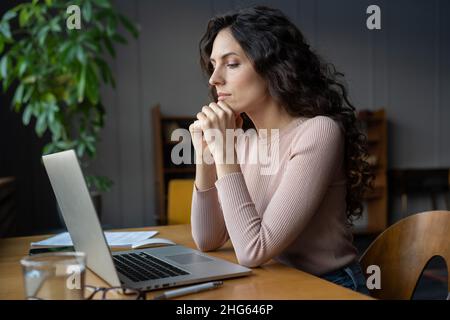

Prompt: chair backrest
[
  {"left": 167, "top": 179, "right": 195, "bottom": 225},
  {"left": 359, "top": 210, "right": 450, "bottom": 299}
]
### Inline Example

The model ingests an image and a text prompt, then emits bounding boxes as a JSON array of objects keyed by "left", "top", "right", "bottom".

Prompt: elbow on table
[
  {"left": 236, "top": 253, "right": 267, "bottom": 268},
  {"left": 192, "top": 235, "right": 220, "bottom": 252},
  {"left": 195, "top": 242, "right": 216, "bottom": 252}
]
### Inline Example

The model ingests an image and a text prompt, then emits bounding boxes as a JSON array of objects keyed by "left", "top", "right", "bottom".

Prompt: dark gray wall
[{"left": 90, "top": 0, "right": 450, "bottom": 228}]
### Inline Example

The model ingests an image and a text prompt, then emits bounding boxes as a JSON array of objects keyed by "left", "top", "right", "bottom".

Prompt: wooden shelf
[
  {"left": 162, "top": 116, "right": 195, "bottom": 121},
  {"left": 363, "top": 186, "right": 384, "bottom": 200},
  {"left": 164, "top": 168, "right": 196, "bottom": 174},
  {"left": 152, "top": 105, "right": 196, "bottom": 225},
  {"left": 354, "top": 109, "right": 388, "bottom": 234},
  {"left": 164, "top": 140, "right": 183, "bottom": 145}
]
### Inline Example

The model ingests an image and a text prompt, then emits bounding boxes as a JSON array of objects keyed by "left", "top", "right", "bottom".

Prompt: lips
[{"left": 217, "top": 92, "right": 231, "bottom": 101}]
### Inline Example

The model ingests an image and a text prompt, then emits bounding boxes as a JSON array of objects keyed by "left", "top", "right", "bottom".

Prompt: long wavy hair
[{"left": 199, "top": 6, "right": 374, "bottom": 224}]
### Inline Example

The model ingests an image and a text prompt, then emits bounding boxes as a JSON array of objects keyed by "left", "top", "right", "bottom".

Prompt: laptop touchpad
[{"left": 166, "top": 253, "right": 213, "bottom": 265}]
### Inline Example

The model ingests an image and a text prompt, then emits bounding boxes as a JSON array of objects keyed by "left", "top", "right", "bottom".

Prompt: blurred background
[{"left": 0, "top": 1, "right": 448, "bottom": 238}]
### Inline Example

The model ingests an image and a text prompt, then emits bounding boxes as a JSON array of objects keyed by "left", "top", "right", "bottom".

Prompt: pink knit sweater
[{"left": 191, "top": 116, "right": 358, "bottom": 276}]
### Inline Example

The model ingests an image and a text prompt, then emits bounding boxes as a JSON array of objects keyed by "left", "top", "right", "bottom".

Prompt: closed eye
[{"left": 227, "top": 63, "right": 240, "bottom": 69}]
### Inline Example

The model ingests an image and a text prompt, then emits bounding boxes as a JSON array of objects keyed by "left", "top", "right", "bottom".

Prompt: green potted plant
[{"left": 0, "top": 0, "right": 139, "bottom": 216}]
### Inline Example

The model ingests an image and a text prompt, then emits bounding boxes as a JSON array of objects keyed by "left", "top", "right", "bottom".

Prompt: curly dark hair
[{"left": 199, "top": 6, "right": 374, "bottom": 224}]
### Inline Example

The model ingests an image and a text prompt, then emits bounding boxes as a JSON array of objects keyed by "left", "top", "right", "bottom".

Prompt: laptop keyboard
[{"left": 113, "top": 252, "right": 189, "bottom": 283}]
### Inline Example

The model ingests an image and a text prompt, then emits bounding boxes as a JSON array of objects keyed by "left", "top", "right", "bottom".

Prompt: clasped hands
[{"left": 189, "top": 101, "right": 243, "bottom": 165}]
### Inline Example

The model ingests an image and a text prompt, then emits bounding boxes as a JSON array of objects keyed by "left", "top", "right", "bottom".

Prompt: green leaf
[
  {"left": 2, "top": 11, "right": 17, "bottom": 22},
  {"left": 23, "top": 85, "right": 34, "bottom": 102},
  {"left": 84, "top": 41, "right": 100, "bottom": 54},
  {"left": 22, "top": 75, "right": 36, "bottom": 84},
  {"left": 18, "top": 58, "right": 28, "bottom": 77},
  {"left": 22, "top": 104, "right": 33, "bottom": 125},
  {"left": 0, "top": 22, "right": 12, "bottom": 40},
  {"left": 119, "top": 14, "right": 139, "bottom": 38},
  {"left": 19, "top": 8, "right": 29, "bottom": 27},
  {"left": 77, "top": 63, "right": 86, "bottom": 102},
  {"left": 62, "top": 45, "right": 77, "bottom": 64},
  {"left": 56, "top": 140, "right": 75, "bottom": 150},
  {"left": 85, "top": 138, "right": 96, "bottom": 156},
  {"left": 82, "top": 1, "right": 92, "bottom": 22},
  {"left": 49, "top": 17, "right": 61, "bottom": 32},
  {"left": 93, "top": 0, "right": 111, "bottom": 9},
  {"left": 42, "top": 92, "right": 56, "bottom": 103},
  {"left": 76, "top": 45, "right": 86, "bottom": 64},
  {"left": 0, "top": 55, "right": 8, "bottom": 80},
  {"left": 86, "top": 63, "right": 99, "bottom": 104},
  {"left": 43, "top": 142, "right": 56, "bottom": 155},
  {"left": 102, "top": 36, "right": 115, "bottom": 57},
  {"left": 13, "top": 83, "right": 25, "bottom": 106},
  {"left": 94, "top": 176, "right": 113, "bottom": 192},
  {"left": 105, "top": 14, "right": 117, "bottom": 37},
  {"left": 0, "top": 37, "right": 4, "bottom": 54},
  {"left": 76, "top": 142, "right": 86, "bottom": 158},
  {"left": 58, "top": 41, "right": 71, "bottom": 53},
  {"left": 35, "top": 111, "right": 48, "bottom": 137},
  {"left": 95, "top": 57, "right": 110, "bottom": 83},
  {"left": 37, "top": 26, "right": 49, "bottom": 46},
  {"left": 48, "top": 109, "right": 61, "bottom": 139}
]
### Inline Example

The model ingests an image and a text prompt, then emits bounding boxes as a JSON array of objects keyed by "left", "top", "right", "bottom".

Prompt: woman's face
[{"left": 209, "top": 28, "right": 270, "bottom": 115}]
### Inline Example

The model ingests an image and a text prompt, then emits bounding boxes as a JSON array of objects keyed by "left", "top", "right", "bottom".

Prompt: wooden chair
[
  {"left": 359, "top": 210, "right": 450, "bottom": 299},
  {"left": 167, "top": 179, "right": 195, "bottom": 225}
]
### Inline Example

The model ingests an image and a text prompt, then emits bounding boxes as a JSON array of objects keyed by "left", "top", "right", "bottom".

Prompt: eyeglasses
[{"left": 84, "top": 285, "right": 146, "bottom": 300}]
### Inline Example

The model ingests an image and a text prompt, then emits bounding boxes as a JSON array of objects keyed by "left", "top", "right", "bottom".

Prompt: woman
[{"left": 189, "top": 6, "right": 372, "bottom": 295}]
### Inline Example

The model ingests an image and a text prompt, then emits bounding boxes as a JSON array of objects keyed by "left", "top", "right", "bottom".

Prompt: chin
[{"left": 227, "top": 101, "right": 246, "bottom": 114}]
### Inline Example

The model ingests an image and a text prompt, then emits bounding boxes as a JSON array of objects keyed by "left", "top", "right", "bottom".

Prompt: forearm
[
  {"left": 194, "top": 159, "right": 217, "bottom": 191},
  {"left": 191, "top": 152, "right": 230, "bottom": 251},
  {"left": 191, "top": 186, "right": 229, "bottom": 251},
  {"left": 215, "top": 149, "right": 241, "bottom": 179}
]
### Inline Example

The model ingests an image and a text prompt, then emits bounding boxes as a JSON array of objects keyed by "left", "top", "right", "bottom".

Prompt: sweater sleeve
[
  {"left": 214, "top": 117, "right": 344, "bottom": 267},
  {"left": 190, "top": 184, "right": 230, "bottom": 251}
]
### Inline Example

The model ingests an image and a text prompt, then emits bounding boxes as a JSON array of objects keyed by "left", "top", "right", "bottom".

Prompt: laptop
[{"left": 42, "top": 150, "right": 251, "bottom": 291}]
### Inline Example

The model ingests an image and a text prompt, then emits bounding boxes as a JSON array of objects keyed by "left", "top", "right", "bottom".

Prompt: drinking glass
[{"left": 20, "top": 252, "right": 86, "bottom": 300}]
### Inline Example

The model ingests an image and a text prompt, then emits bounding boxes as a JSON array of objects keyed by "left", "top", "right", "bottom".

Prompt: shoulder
[
  {"left": 289, "top": 116, "right": 345, "bottom": 155},
  {"left": 296, "top": 116, "right": 344, "bottom": 140}
]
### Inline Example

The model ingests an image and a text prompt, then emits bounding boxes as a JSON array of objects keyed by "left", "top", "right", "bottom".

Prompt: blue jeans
[{"left": 321, "top": 261, "right": 370, "bottom": 295}]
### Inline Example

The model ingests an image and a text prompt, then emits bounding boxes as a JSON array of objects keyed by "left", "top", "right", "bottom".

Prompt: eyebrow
[{"left": 210, "top": 52, "right": 239, "bottom": 63}]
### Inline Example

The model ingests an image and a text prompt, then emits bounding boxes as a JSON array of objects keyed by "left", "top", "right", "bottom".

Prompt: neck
[{"left": 245, "top": 99, "right": 296, "bottom": 137}]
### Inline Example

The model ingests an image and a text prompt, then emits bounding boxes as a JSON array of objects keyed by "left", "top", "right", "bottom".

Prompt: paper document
[{"left": 30, "top": 231, "right": 159, "bottom": 248}]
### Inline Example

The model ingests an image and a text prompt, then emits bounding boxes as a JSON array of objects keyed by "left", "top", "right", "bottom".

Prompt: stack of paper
[{"left": 30, "top": 231, "right": 159, "bottom": 249}]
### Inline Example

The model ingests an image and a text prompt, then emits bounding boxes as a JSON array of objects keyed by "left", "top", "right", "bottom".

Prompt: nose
[{"left": 208, "top": 68, "right": 225, "bottom": 87}]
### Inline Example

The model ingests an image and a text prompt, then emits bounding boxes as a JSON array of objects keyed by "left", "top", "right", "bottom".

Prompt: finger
[
  {"left": 196, "top": 112, "right": 208, "bottom": 121},
  {"left": 208, "top": 103, "right": 225, "bottom": 118},
  {"left": 201, "top": 105, "right": 217, "bottom": 121},
  {"left": 189, "top": 120, "right": 202, "bottom": 132},
  {"left": 196, "top": 111, "right": 212, "bottom": 131},
  {"left": 216, "top": 101, "right": 235, "bottom": 118}
]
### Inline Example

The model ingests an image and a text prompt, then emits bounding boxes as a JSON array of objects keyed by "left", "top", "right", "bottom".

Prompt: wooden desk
[{"left": 0, "top": 224, "right": 371, "bottom": 300}]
